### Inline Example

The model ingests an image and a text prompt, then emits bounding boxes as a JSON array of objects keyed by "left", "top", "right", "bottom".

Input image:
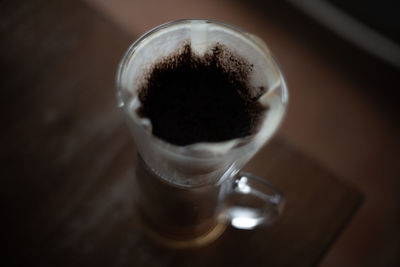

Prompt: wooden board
[{"left": 0, "top": 0, "right": 362, "bottom": 266}]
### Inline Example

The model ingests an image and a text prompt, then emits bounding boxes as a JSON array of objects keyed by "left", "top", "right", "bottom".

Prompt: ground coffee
[{"left": 137, "top": 43, "right": 267, "bottom": 146}]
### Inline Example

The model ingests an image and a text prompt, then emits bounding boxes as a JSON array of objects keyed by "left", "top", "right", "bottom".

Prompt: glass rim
[{"left": 116, "top": 19, "right": 288, "bottom": 161}]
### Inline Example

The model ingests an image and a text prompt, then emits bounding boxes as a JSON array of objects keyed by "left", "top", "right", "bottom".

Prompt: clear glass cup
[{"left": 116, "top": 19, "right": 288, "bottom": 248}]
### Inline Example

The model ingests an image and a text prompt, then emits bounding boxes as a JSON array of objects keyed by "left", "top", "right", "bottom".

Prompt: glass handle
[{"left": 222, "top": 172, "right": 284, "bottom": 230}]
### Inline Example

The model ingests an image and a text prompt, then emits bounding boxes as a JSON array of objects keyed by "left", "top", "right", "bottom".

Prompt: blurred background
[
  {"left": 2, "top": 0, "right": 399, "bottom": 266},
  {"left": 83, "top": 0, "right": 400, "bottom": 266}
]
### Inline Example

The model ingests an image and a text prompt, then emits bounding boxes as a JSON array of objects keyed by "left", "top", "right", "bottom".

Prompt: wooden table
[{"left": 1, "top": 0, "right": 362, "bottom": 266}]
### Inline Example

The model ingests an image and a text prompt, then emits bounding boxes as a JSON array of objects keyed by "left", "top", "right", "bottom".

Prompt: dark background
[{"left": 2, "top": 0, "right": 399, "bottom": 266}]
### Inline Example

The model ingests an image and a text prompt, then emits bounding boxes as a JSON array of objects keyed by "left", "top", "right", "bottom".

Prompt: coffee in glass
[{"left": 117, "top": 19, "right": 288, "bottom": 248}]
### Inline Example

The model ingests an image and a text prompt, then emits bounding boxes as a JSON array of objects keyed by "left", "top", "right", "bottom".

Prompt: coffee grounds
[{"left": 137, "top": 43, "right": 267, "bottom": 146}]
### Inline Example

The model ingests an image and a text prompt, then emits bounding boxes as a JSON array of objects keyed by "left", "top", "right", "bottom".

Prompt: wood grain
[{"left": 0, "top": 1, "right": 362, "bottom": 266}]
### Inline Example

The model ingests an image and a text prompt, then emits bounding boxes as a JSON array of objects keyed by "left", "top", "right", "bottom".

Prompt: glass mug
[{"left": 117, "top": 19, "right": 288, "bottom": 248}]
